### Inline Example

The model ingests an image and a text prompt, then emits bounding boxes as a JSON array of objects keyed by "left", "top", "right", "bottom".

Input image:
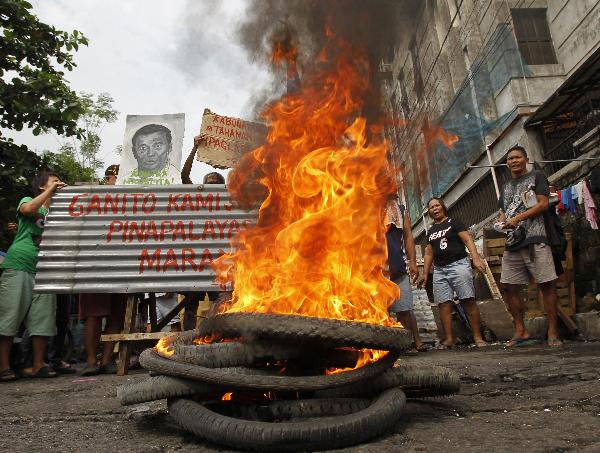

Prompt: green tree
[
  {"left": 0, "top": 0, "right": 89, "bottom": 138},
  {"left": 0, "top": 0, "right": 89, "bottom": 249},
  {"left": 61, "top": 92, "right": 119, "bottom": 172},
  {"left": 44, "top": 145, "right": 97, "bottom": 185}
]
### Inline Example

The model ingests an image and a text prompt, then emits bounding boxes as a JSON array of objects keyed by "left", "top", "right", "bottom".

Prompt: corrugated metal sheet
[{"left": 34, "top": 185, "right": 256, "bottom": 294}]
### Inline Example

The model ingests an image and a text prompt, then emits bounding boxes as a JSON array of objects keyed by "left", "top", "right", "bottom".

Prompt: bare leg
[
  {"left": 438, "top": 302, "right": 455, "bottom": 347},
  {"left": 395, "top": 311, "right": 423, "bottom": 349},
  {"left": 503, "top": 284, "right": 529, "bottom": 340},
  {"left": 460, "top": 298, "right": 486, "bottom": 345},
  {"left": 0, "top": 336, "right": 13, "bottom": 372},
  {"left": 31, "top": 336, "right": 49, "bottom": 373},
  {"left": 100, "top": 312, "right": 122, "bottom": 368},
  {"left": 539, "top": 280, "right": 559, "bottom": 341},
  {"left": 84, "top": 316, "right": 102, "bottom": 366}
]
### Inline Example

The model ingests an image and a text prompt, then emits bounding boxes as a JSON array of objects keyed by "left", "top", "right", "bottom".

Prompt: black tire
[
  {"left": 315, "top": 363, "right": 461, "bottom": 399},
  {"left": 209, "top": 397, "right": 371, "bottom": 422},
  {"left": 172, "top": 341, "right": 304, "bottom": 368},
  {"left": 198, "top": 313, "right": 413, "bottom": 351},
  {"left": 140, "top": 348, "right": 398, "bottom": 391},
  {"left": 173, "top": 341, "right": 360, "bottom": 369},
  {"left": 117, "top": 375, "right": 215, "bottom": 406},
  {"left": 168, "top": 388, "right": 406, "bottom": 452}
]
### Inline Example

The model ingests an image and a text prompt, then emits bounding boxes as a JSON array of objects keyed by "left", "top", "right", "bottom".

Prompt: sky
[{"left": 4, "top": 0, "right": 272, "bottom": 182}]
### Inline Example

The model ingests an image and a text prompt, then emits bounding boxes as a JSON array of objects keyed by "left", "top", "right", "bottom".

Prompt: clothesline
[
  {"left": 555, "top": 177, "right": 598, "bottom": 230},
  {"left": 468, "top": 156, "right": 600, "bottom": 168}
]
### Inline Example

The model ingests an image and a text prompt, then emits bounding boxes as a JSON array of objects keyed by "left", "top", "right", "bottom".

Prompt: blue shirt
[{"left": 386, "top": 224, "right": 407, "bottom": 276}]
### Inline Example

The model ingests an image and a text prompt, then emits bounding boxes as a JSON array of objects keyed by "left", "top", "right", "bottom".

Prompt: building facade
[{"left": 383, "top": 0, "right": 599, "bottom": 235}]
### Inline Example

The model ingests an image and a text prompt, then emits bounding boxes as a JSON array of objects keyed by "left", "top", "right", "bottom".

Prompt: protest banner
[
  {"left": 196, "top": 108, "right": 267, "bottom": 169},
  {"left": 34, "top": 185, "right": 255, "bottom": 293}
]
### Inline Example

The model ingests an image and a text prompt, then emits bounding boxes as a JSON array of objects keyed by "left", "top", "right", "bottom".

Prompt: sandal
[
  {"left": 474, "top": 340, "right": 489, "bottom": 348},
  {"left": 0, "top": 369, "right": 18, "bottom": 382},
  {"left": 403, "top": 348, "right": 419, "bottom": 356},
  {"left": 80, "top": 363, "right": 101, "bottom": 377},
  {"left": 547, "top": 338, "right": 563, "bottom": 347},
  {"left": 505, "top": 337, "right": 540, "bottom": 348},
  {"left": 25, "top": 365, "right": 58, "bottom": 379},
  {"left": 416, "top": 343, "right": 431, "bottom": 352},
  {"left": 435, "top": 343, "right": 455, "bottom": 350},
  {"left": 53, "top": 361, "right": 77, "bottom": 375}
]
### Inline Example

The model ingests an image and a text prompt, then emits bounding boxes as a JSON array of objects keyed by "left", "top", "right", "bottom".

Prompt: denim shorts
[
  {"left": 432, "top": 257, "right": 475, "bottom": 304},
  {"left": 388, "top": 273, "right": 414, "bottom": 313}
]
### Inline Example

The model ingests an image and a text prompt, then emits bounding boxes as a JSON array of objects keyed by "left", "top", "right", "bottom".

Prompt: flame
[
  {"left": 222, "top": 392, "right": 233, "bottom": 401},
  {"left": 214, "top": 37, "right": 401, "bottom": 328},
  {"left": 155, "top": 336, "right": 175, "bottom": 358},
  {"left": 326, "top": 349, "right": 388, "bottom": 375}
]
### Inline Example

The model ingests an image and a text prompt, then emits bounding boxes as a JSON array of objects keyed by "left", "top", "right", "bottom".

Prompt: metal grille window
[{"left": 511, "top": 8, "right": 557, "bottom": 65}]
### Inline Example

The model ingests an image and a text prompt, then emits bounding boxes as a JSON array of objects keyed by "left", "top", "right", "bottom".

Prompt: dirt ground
[{"left": 1, "top": 341, "right": 600, "bottom": 453}]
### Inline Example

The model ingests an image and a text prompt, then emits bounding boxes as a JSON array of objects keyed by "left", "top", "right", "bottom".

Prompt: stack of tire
[{"left": 118, "top": 313, "right": 460, "bottom": 451}]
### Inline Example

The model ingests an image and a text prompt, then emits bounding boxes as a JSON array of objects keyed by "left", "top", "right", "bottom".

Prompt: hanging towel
[
  {"left": 573, "top": 181, "right": 584, "bottom": 205},
  {"left": 561, "top": 187, "right": 577, "bottom": 214},
  {"left": 556, "top": 189, "right": 566, "bottom": 214},
  {"left": 582, "top": 181, "right": 598, "bottom": 230}
]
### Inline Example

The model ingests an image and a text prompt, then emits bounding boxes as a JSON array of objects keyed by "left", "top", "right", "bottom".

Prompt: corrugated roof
[
  {"left": 34, "top": 184, "right": 255, "bottom": 294},
  {"left": 525, "top": 46, "right": 600, "bottom": 127}
]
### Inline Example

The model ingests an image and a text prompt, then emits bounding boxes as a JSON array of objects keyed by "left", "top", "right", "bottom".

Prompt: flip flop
[
  {"left": 403, "top": 348, "right": 419, "bottom": 356},
  {"left": 435, "top": 343, "right": 455, "bottom": 350},
  {"left": 505, "top": 338, "right": 540, "bottom": 348},
  {"left": 547, "top": 338, "right": 563, "bottom": 347},
  {"left": 25, "top": 365, "right": 58, "bottom": 379},
  {"left": 53, "top": 361, "right": 77, "bottom": 375},
  {"left": 0, "top": 369, "right": 18, "bottom": 382},
  {"left": 416, "top": 344, "right": 431, "bottom": 352},
  {"left": 80, "top": 363, "right": 101, "bottom": 377}
]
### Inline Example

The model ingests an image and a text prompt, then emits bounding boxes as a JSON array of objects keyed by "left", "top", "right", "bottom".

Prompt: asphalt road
[{"left": 1, "top": 341, "right": 599, "bottom": 452}]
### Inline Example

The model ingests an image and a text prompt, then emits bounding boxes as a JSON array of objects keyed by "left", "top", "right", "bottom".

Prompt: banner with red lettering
[
  {"left": 196, "top": 108, "right": 267, "bottom": 169},
  {"left": 34, "top": 185, "right": 255, "bottom": 294}
]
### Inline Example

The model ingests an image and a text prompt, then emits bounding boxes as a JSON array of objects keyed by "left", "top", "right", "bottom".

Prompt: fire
[
  {"left": 155, "top": 336, "right": 175, "bottom": 357},
  {"left": 214, "top": 37, "right": 400, "bottom": 328},
  {"left": 326, "top": 349, "right": 388, "bottom": 375},
  {"left": 222, "top": 392, "right": 233, "bottom": 401}
]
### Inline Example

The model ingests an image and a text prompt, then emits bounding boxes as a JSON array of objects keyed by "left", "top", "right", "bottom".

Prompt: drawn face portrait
[{"left": 132, "top": 125, "right": 172, "bottom": 172}]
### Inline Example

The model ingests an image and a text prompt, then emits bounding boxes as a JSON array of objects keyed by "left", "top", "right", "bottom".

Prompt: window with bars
[{"left": 511, "top": 8, "right": 557, "bottom": 65}]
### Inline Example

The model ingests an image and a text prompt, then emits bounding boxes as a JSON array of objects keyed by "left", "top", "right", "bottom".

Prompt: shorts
[
  {"left": 0, "top": 268, "right": 56, "bottom": 336},
  {"left": 432, "top": 257, "right": 475, "bottom": 304},
  {"left": 79, "top": 293, "right": 127, "bottom": 320},
  {"left": 388, "top": 273, "right": 414, "bottom": 313},
  {"left": 500, "top": 243, "right": 557, "bottom": 285}
]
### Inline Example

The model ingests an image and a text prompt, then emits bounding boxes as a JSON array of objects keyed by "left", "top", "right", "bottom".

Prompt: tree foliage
[
  {"left": 0, "top": 0, "right": 90, "bottom": 249},
  {"left": 0, "top": 0, "right": 89, "bottom": 137},
  {"left": 63, "top": 92, "right": 119, "bottom": 171}
]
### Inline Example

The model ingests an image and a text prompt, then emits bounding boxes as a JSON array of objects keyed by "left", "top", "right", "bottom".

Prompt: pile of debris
[{"left": 118, "top": 313, "right": 460, "bottom": 451}]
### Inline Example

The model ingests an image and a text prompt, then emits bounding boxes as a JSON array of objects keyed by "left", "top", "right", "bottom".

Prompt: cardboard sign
[{"left": 196, "top": 109, "right": 267, "bottom": 169}]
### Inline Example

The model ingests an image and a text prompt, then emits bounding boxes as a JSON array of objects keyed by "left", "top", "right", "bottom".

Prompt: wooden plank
[
  {"left": 148, "top": 293, "right": 157, "bottom": 331},
  {"left": 102, "top": 331, "right": 176, "bottom": 341},
  {"left": 156, "top": 298, "right": 188, "bottom": 331},
  {"left": 117, "top": 295, "right": 137, "bottom": 376},
  {"left": 485, "top": 238, "right": 507, "bottom": 248}
]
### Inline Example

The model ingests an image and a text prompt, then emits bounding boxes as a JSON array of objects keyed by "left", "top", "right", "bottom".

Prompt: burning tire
[
  {"left": 168, "top": 387, "right": 406, "bottom": 452},
  {"left": 198, "top": 313, "right": 413, "bottom": 351},
  {"left": 173, "top": 340, "right": 360, "bottom": 369},
  {"left": 117, "top": 375, "right": 215, "bottom": 406},
  {"left": 140, "top": 348, "right": 398, "bottom": 391},
  {"left": 315, "top": 363, "right": 461, "bottom": 399}
]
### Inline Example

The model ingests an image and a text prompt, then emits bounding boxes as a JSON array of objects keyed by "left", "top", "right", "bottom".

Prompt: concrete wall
[
  {"left": 548, "top": 0, "right": 600, "bottom": 76},
  {"left": 385, "top": 0, "right": 598, "bottom": 235}
]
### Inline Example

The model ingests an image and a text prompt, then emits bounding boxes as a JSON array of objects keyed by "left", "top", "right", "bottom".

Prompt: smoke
[{"left": 235, "top": 0, "right": 415, "bottom": 118}]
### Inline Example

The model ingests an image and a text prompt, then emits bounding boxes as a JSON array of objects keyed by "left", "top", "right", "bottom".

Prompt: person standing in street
[
  {"left": 384, "top": 198, "right": 426, "bottom": 354},
  {"left": 419, "top": 197, "right": 488, "bottom": 349},
  {"left": 497, "top": 145, "right": 562, "bottom": 347},
  {"left": 0, "top": 171, "right": 66, "bottom": 381}
]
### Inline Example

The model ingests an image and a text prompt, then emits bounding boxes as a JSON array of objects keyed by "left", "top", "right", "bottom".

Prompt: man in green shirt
[{"left": 0, "top": 171, "right": 65, "bottom": 381}]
